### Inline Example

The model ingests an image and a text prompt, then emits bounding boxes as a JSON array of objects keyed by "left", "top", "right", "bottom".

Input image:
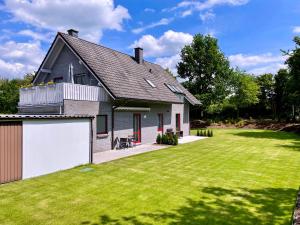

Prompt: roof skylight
[
  {"left": 165, "top": 84, "right": 184, "bottom": 94},
  {"left": 145, "top": 79, "right": 156, "bottom": 88}
]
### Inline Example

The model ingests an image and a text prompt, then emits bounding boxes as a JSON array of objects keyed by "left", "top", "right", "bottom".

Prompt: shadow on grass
[
  {"left": 233, "top": 130, "right": 299, "bottom": 140},
  {"left": 233, "top": 130, "right": 300, "bottom": 151},
  {"left": 81, "top": 187, "right": 296, "bottom": 225}
]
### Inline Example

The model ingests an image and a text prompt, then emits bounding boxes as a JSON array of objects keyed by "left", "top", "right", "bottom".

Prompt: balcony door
[{"left": 133, "top": 114, "right": 141, "bottom": 143}]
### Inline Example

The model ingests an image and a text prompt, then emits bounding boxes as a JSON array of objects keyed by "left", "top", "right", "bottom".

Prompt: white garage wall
[{"left": 23, "top": 119, "right": 90, "bottom": 179}]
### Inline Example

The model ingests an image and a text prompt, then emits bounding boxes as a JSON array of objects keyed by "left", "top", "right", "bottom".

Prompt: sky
[{"left": 0, "top": 0, "right": 300, "bottom": 79}]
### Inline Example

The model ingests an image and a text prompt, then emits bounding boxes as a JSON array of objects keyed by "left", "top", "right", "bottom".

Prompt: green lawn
[{"left": 1, "top": 129, "right": 300, "bottom": 225}]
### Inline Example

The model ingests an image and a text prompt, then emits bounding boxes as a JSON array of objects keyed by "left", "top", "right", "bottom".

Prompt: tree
[
  {"left": 256, "top": 73, "right": 275, "bottom": 117},
  {"left": 284, "top": 36, "right": 300, "bottom": 120},
  {"left": 274, "top": 69, "right": 290, "bottom": 121},
  {"left": 0, "top": 73, "right": 34, "bottom": 114},
  {"left": 177, "top": 34, "right": 233, "bottom": 115},
  {"left": 229, "top": 70, "right": 260, "bottom": 117}
]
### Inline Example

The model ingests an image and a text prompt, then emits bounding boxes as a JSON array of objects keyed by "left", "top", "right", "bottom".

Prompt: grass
[{"left": 1, "top": 129, "right": 300, "bottom": 225}]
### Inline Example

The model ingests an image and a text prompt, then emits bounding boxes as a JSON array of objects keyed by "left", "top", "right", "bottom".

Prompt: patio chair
[
  {"left": 128, "top": 135, "right": 136, "bottom": 148},
  {"left": 119, "top": 138, "right": 129, "bottom": 149},
  {"left": 166, "top": 128, "right": 174, "bottom": 135}
]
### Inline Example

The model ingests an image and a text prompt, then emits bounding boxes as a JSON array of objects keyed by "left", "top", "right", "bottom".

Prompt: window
[
  {"left": 96, "top": 115, "right": 108, "bottom": 134},
  {"left": 145, "top": 79, "right": 156, "bottom": 88},
  {"left": 165, "top": 84, "right": 183, "bottom": 94},
  {"left": 158, "top": 113, "right": 163, "bottom": 132},
  {"left": 176, "top": 113, "right": 181, "bottom": 131},
  {"left": 53, "top": 77, "right": 63, "bottom": 83},
  {"left": 74, "top": 73, "right": 87, "bottom": 85}
]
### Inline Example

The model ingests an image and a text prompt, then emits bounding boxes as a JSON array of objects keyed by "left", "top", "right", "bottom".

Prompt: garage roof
[{"left": 0, "top": 114, "right": 94, "bottom": 120}]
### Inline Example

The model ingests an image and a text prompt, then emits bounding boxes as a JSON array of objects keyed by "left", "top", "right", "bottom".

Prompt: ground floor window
[
  {"left": 176, "top": 113, "right": 181, "bottom": 131},
  {"left": 158, "top": 113, "right": 163, "bottom": 132},
  {"left": 97, "top": 115, "right": 108, "bottom": 134}
]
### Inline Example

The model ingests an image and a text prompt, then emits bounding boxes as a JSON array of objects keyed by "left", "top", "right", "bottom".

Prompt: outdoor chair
[
  {"left": 128, "top": 135, "right": 136, "bottom": 148},
  {"left": 119, "top": 138, "right": 129, "bottom": 149}
]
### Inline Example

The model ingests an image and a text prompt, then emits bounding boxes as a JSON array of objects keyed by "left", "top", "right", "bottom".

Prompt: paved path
[{"left": 93, "top": 135, "right": 207, "bottom": 164}]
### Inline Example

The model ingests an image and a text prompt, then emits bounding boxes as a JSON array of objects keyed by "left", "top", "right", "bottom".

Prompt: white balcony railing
[{"left": 19, "top": 83, "right": 109, "bottom": 106}]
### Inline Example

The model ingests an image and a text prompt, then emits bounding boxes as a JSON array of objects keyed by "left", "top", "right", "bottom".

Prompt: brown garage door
[{"left": 0, "top": 122, "right": 22, "bottom": 184}]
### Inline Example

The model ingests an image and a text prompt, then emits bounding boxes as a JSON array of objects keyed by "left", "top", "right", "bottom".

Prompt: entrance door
[
  {"left": 176, "top": 113, "right": 181, "bottom": 131},
  {"left": 0, "top": 122, "right": 22, "bottom": 184},
  {"left": 133, "top": 114, "right": 141, "bottom": 143}
]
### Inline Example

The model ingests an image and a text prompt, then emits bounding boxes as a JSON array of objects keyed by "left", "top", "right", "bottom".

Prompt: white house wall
[{"left": 22, "top": 119, "right": 90, "bottom": 179}]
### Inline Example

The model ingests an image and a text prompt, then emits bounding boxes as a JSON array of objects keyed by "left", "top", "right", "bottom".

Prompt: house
[{"left": 18, "top": 29, "right": 200, "bottom": 152}]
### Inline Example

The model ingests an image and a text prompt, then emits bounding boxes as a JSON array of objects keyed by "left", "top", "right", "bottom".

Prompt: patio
[{"left": 93, "top": 135, "right": 207, "bottom": 164}]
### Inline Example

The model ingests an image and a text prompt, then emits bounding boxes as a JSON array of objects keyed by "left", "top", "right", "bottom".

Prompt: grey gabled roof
[{"left": 59, "top": 32, "right": 200, "bottom": 105}]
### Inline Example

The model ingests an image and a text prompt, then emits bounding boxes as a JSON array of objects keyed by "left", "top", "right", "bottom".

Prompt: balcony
[{"left": 18, "top": 83, "right": 109, "bottom": 114}]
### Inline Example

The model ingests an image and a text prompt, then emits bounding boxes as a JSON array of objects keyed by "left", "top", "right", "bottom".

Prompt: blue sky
[{"left": 0, "top": 0, "right": 299, "bottom": 79}]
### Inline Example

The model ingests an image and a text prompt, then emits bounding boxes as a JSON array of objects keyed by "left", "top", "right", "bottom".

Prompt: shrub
[
  {"left": 236, "top": 119, "right": 245, "bottom": 128},
  {"left": 173, "top": 134, "right": 178, "bottom": 145},
  {"left": 168, "top": 134, "right": 173, "bottom": 145},
  {"left": 156, "top": 134, "right": 161, "bottom": 144},
  {"left": 203, "top": 130, "right": 207, "bottom": 137},
  {"left": 211, "top": 130, "right": 214, "bottom": 137},
  {"left": 161, "top": 134, "right": 168, "bottom": 144},
  {"left": 200, "top": 129, "right": 203, "bottom": 136},
  {"left": 197, "top": 130, "right": 200, "bottom": 136},
  {"left": 208, "top": 130, "right": 212, "bottom": 137}
]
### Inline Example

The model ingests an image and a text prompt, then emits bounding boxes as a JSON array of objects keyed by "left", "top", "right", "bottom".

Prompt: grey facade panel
[{"left": 36, "top": 45, "right": 98, "bottom": 86}]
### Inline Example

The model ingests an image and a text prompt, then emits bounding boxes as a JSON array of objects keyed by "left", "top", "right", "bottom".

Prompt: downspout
[
  {"left": 90, "top": 118, "right": 93, "bottom": 163},
  {"left": 111, "top": 106, "right": 118, "bottom": 150}
]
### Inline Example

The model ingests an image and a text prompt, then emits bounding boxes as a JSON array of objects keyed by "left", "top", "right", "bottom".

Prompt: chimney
[
  {"left": 134, "top": 47, "right": 143, "bottom": 64},
  {"left": 67, "top": 29, "right": 79, "bottom": 38}
]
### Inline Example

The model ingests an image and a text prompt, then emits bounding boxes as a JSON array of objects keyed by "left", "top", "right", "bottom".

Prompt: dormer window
[
  {"left": 145, "top": 79, "right": 156, "bottom": 88},
  {"left": 165, "top": 84, "right": 183, "bottom": 94}
]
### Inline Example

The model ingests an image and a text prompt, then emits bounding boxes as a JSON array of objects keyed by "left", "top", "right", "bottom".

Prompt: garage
[{"left": 0, "top": 115, "right": 93, "bottom": 184}]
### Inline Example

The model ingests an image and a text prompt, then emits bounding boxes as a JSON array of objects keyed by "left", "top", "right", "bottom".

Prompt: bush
[
  {"left": 173, "top": 134, "right": 178, "bottom": 145},
  {"left": 168, "top": 134, "right": 173, "bottom": 145},
  {"left": 156, "top": 134, "right": 162, "bottom": 144},
  {"left": 161, "top": 134, "right": 168, "bottom": 144},
  {"left": 211, "top": 130, "right": 214, "bottom": 137},
  {"left": 160, "top": 133, "right": 179, "bottom": 145},
  {"left": 236, "top": 119, "right": 245, "bottom": 128},
  {"left": 200, "top": 129, "right": 203, "bottom": 136},
  {"left": 197, "top": 130, "right": 200, "bottom": 136},
  {"left": 203, "top": 130, "right": 207, "bottom": 137}
]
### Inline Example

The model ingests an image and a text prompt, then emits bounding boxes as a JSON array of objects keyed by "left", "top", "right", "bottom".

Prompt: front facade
[{"left": 18, "top": 29, "right": 200, "bottom": 152}]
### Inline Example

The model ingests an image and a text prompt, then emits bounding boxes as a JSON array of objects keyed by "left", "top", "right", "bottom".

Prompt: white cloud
[
  {"left": 144, "top": 8, "right": 155, "bottom": 13},
  {"left": 131, "top": 30, "right": 193, "bottom": 57},
  {"left": 181, "top": 10, "right": 193, "bottom": 17},
  {"left": 229, "top": 53, "right": 285, "bottom": 67},
  {"left": 200, "top": 11, "right": 216, "bottom": 21},
  {"left": 164, "top": 0, "right": 248, "bottom": 16},
  {"left": 132, "top": 18, "right": 173, "bottom": 34},
  {"left": 17, "top": 29, "right": 53, "bottom": 42},
  {"left": 0, "top": 41, "right": 44, "bottom": 78},
  {"left": 229, "top": 53, "right": 287, "bottom": 75},
  {"left": 155, "top": 54, "right": 181, "bottom": 75},
  {"left": 248, "top": 63, "right": 287, "bottom": 75},
  {"left": 3, "top": 0, "right": 130, "bottom": 42},
  {"left": 293, "top": 26, "right": 300, "bottom": 33}
]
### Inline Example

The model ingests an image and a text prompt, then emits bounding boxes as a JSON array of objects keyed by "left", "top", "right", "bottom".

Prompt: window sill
[{"left": 97, "top": 133, "right": 109, "bottom": 139}]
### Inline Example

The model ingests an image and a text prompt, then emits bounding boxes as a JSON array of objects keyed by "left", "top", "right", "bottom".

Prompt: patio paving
[{"left": 93, "top": 135, "right": 207, "bottom": 164}]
